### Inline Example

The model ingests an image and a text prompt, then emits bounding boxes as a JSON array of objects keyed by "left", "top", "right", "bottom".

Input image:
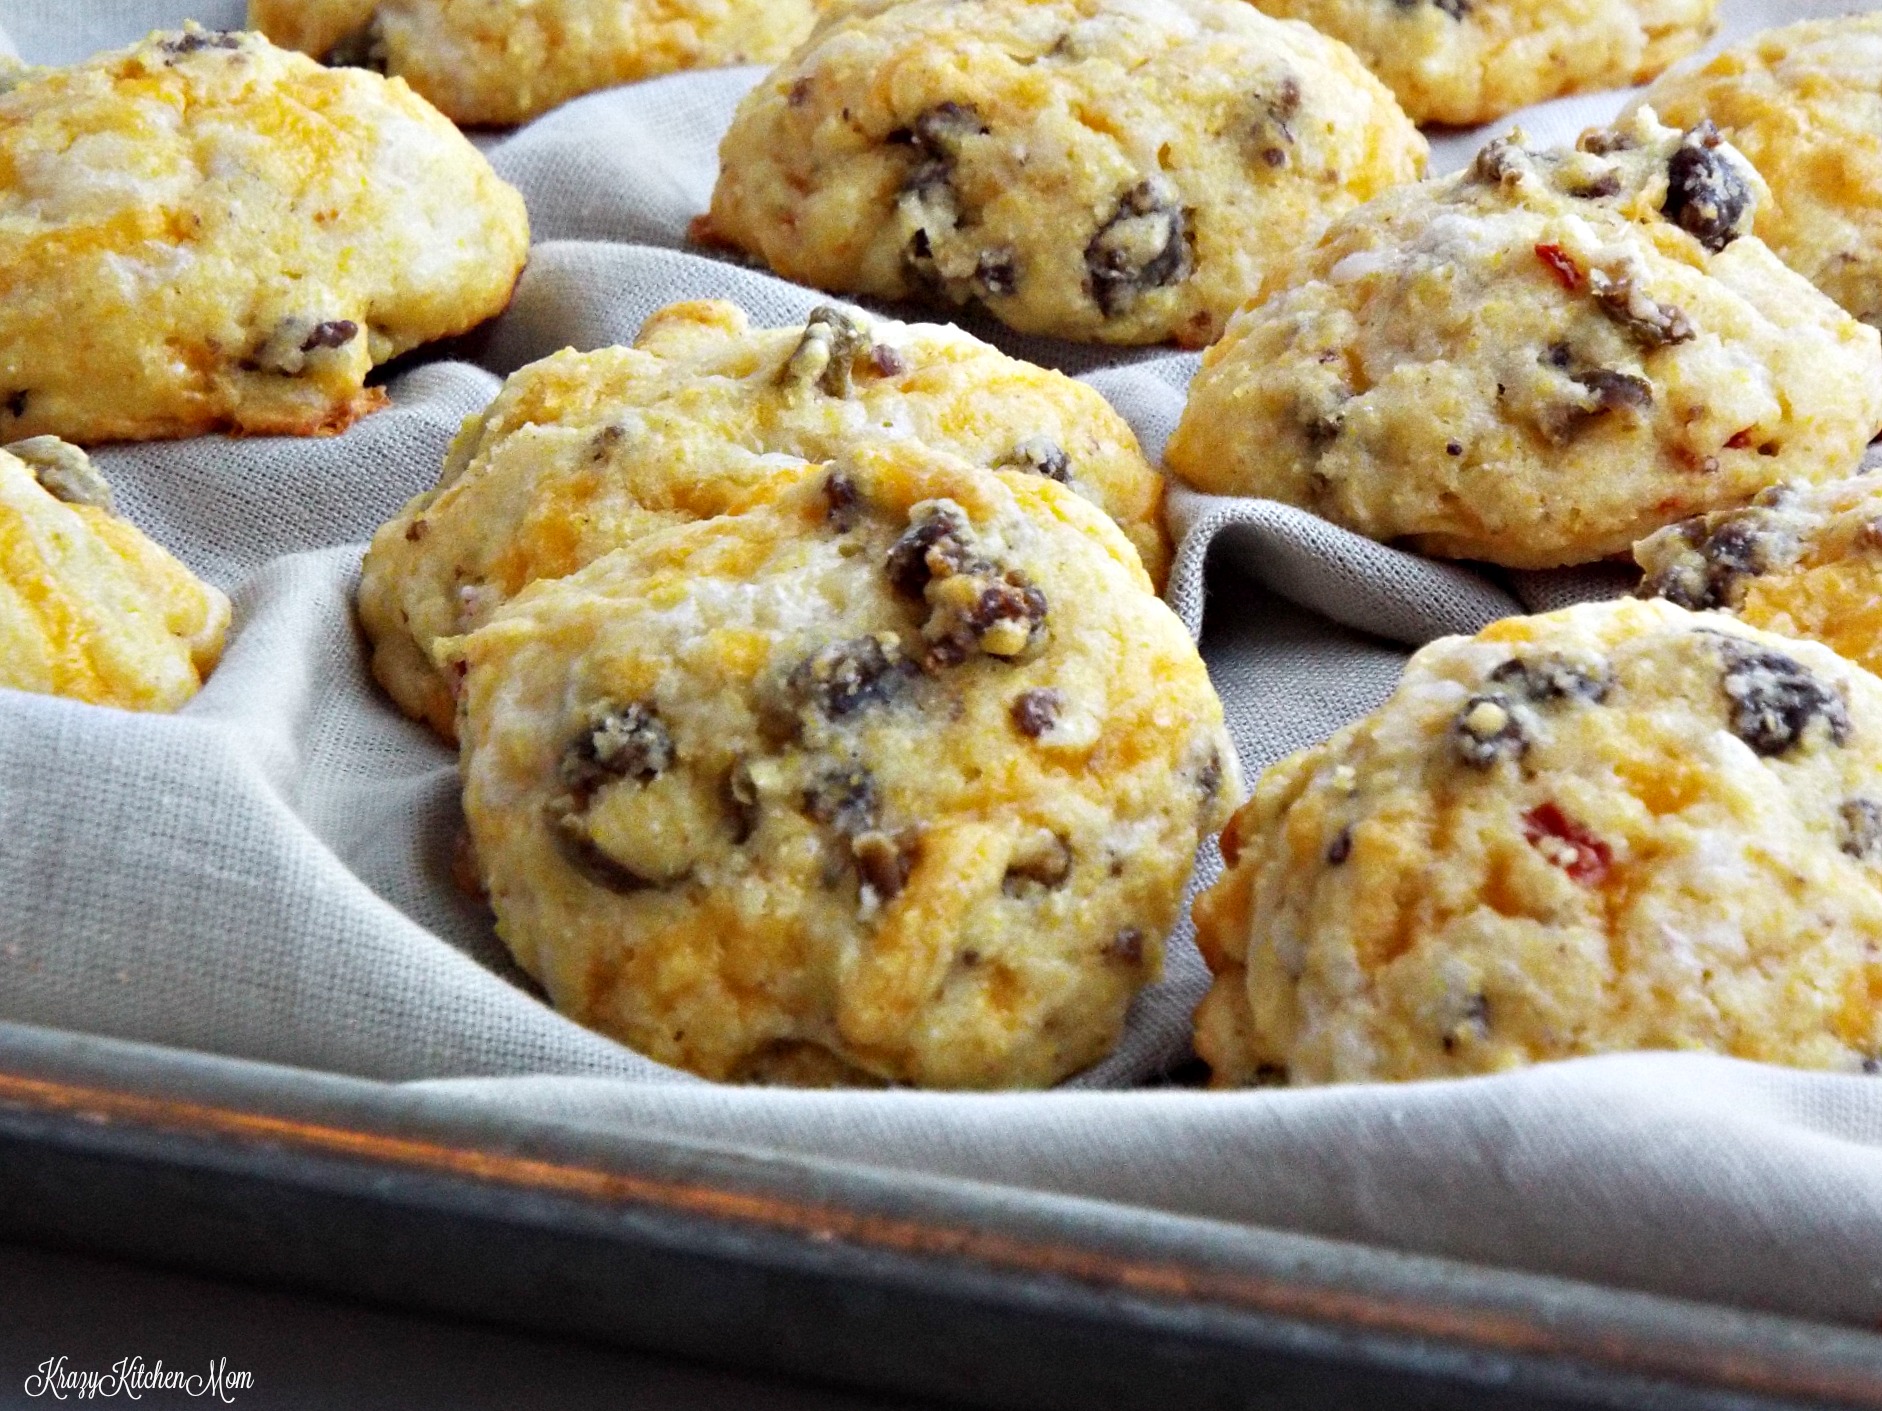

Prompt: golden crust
[
  {"left": 1196, "top": 597, "right": 1882, "bottom": 1086},
  {"left": 0, "top": 439, "right": 227, "bottom": 711},
  {"left": 445, "top": 441, "right": 1237, "bottom": 1088},
  {"left": 1166, "top": 110, "right": 1882, "bottom": 569},
  {"left": 1249, "top": 0, "right": 1718, "bottom": 127},
  {"left": 701, "top": 0, "right": 1425, "bottom": 348},
  {"left": 358, "top": 299, "right": 1170, "bottom": 739},
  {"left": 1641, "top": 14, "right": 1882, "bottom": 327},
  {"left": 249, "top": 0, "right": 832, "bottom": 127},
  {"left": 0, "top": 26, "right": 529, "bottom": 445}
]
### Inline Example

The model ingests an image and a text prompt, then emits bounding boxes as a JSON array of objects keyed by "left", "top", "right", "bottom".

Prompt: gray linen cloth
[{"left": 6, "top": 0, "right": 1882, "bottom": 1327}]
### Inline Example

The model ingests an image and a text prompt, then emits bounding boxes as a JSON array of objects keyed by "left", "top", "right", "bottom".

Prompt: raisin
[
  {"left": 805, "top": 761, "right": 879, "bottom": 837},
  {"left": 1565, "top": 168, "right": 1622, "bottom": 200},
  {"left": 853, "top": 829, "right": 918, "bottom": 901},
  {"left": 1656, "top": 515, "right": 1767, "bottom": 610},
  {"left": 780, "top": 307, "right": 870, "bottom": 397},
  {"left": 999, "top": 436, "right": 1072, "bottom": 483},
  {"left": 913, "top": 102, "right": 989, "bottom": 152},
  {"left": 1326, "top": 826, "right": 1353, "bottom": 865},
  {"left": 1004, "top": 833, "right": 1072, "bottom": 893},
  {"left": 975, "top": 248, "right": 1019, "bottom": 298},
  {"left": 2, "top": 391, "right": 25, "bottom": 419},
  {"left": 1454, "top": 695, "right": 1528, "bottom": 768},
  {"left": 1249, "top": 76, "right": 1301, "bottom": 170},
  {"left": 1572, "top": 368, "right": 1653, "bottom": 412},
  {"left": 1085, "top": 178, "right": 1193, "bottom": 317},
  {"left": 869, "top": 344, "right": 909, "bottom": 378},
  {"left": 788, "top": 636, "right": 912, "bottom": 720},
  {"left": 885, "top": 502, "right": 978, "bottom": 598},
  {"left": 1663, "top": 123, "right": 1753, "bottom": 254},
  {"left": 1490, "top": 654, "right": 1613, "bottom": 705},
  {"left": 1579, "top": 126, "right": 1637, "bottom": 157},
  {"left": 160, "top": 28, "right": 241, "bottom": 55},
  {"left": 1716, "top": 640, "right": 1850, "bottom": 757},
  {"left": 559, "top": 702, "right": 673, "bottom": 805},
  {"left": 897, "top": 103, "right": 988, "bottom": 281},
  {"left": 824, "top": 470, "right": 862, "bottom": 532},
  {"left": 300, "top": 319, "right": 358, "bottom": 352},
  {"left": 1589, "top": 269, "right": 1695, "bottom": 348},
  {"left": 965, "top": 578, "right": 1049, "bottom": 657},
  {"left": 1011, "top": 688, "right": 1064, "bottom": 738},
  {"left": 1841, "top": 798, "right": 1882, "bottom": 860},
  {"left": 1472, "top": 136, "right": 1524, "bottom": 186}
]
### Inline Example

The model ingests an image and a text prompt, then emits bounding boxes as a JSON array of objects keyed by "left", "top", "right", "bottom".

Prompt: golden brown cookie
[
  {"left": 0, "top": 25, "right": 529, "bottom": 444},
  {"left": 698, "top": 0, "right": 1424, "bottom": 348},
  {"left": 1640, "top": 14, "right": 1882, "bottom": 327},
  {"left": 0, "top": 438, "right": 228, "bottom": 711},
  {"left": 1166, "top": 110, "right": 1882, "bottom": 569},
  {"left": 1248, "top": 0, "right": 1718, "bottom": 126},
  {"left": 358, "top": 300, "right": 1169, "bottom": 738},
  {"left": 249, "top": 0, "right": 831, "bottom": 126},
  {"left": 445, "top": 440, "right": 1237, "bottom": 1087},
  {"left": 1636, "top": 475, "right": 1882, "bottom": 682},
  {"left": 1196, "top": 597, "right": 1882, "bottom": 1086}
]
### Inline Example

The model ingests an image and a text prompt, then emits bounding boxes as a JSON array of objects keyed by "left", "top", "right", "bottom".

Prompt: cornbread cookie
[
  {"left": 359, "top": 300, "right": 1169, "bottom": 739},
  {"left": 1247, "top": 0, "right": 1718, "bottom": 127},
  {"left": 1166, "top": 110, "right": 1882, "bottom": 570},
  {"left": 697, "top": 0, "right": 1425, "bottom": 349},
  {"left": 444, "top": 441, "right": 1238, "bottom": 1088},
  {"left": 1195, "top": 597, "right": 1882, "bottom": 1086},
  {"left": 0, "top": 26, "right": 529, "bottom": 445},
  {"left": 0, "top": 438, "right": 229, "bottom": 711},
  {"left": 1637, "top": 476, "right": 1882, "bottom": 682},
  {"left": 249, "top": 0, "right": 829, "bottom": 126},
  {"left": 1640, "top": 15, "right": 1882, "bottom": 327}
]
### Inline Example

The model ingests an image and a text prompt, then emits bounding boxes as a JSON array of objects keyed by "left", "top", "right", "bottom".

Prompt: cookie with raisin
[
  {"left": 697, "top": 0, "right": 1424, "bottom": 348},
  {"left": 0, "top": 438, "right": 228, "bottom": 711},
  {"left": 1636, "top": 476, "right": 1882, "bottom": 683},
  {"left": 1640, "top": 14, "right": 1882, "bottom": 328},
  {"left": 359, "top": 299, "right": 1169, "bottom": 739},
  {"left": 0, "top": 26, "right": 528, "bottom": 444},
  {"left": 249, "top": 0, "right": 832, "bottom": 126},
  {"left": 1166, "top": 110, "right": 1882, "bottom": 569},
  {"left": 442, "top": 440, "right": 1237, "bottom": 1088},
  {"left": 1194, "top": 596, "right": 1882, "bottom": 1086},
  {"left": 1246, "top": 0, "right": 1718, "bottom": 126}
]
